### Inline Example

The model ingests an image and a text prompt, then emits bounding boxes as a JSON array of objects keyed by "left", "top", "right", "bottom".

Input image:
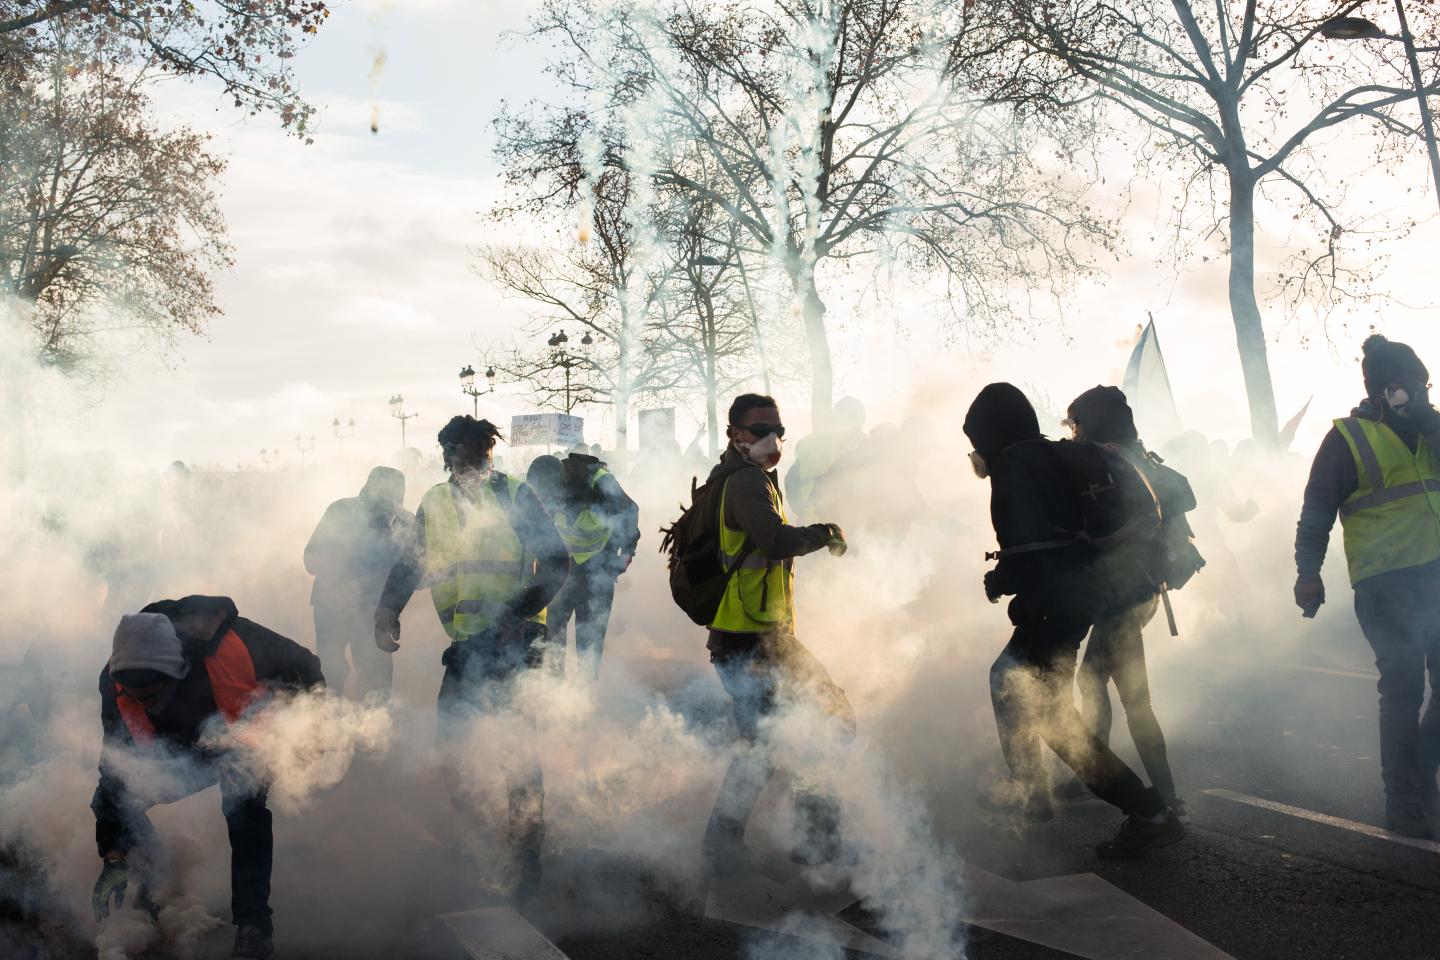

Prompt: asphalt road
[{"left": 76, "top": 639, "right": 1440, "bottom": 960}]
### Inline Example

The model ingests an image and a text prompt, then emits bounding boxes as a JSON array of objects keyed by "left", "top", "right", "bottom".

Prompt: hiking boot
[
  {"left": 975, "top": 779, "right": 1053, "bottom": 823},
  {"left": 1052, "top": 776, "right": 1088, "bottom": 801},
  {"left": 231, "top": 926, "right": 274, "bottom": 960},
  {"left": 1385, "top": 800, "right": 1434, "bottom": 839},
  {"left": 1095, "top": 810, "right": 1185, "bottom": 859}
]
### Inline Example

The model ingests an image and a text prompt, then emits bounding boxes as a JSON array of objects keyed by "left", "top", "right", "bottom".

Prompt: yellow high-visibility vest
[
  {"left": 709, "top": 473, "right": 793, "bottom": 633},
  {"left": 1335, "top": 417, "right": 1440, "bottom": 585},
  {"left": 552, "top": 467, "right": 613, "bottom": 566},
  {"left": 420, "top": 474, "right": 545, "bottom": 641}
]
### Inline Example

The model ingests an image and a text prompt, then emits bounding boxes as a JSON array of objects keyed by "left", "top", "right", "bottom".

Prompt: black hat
[
  {"left": 1068, "top": 385, "right": 1138, "bottom": 443},
  {"left": 1362, "top": 334, "right": 1428, "bottom": 399},
  {"left": 963, "top": 383, "right": 1041, "bottom": 463}
]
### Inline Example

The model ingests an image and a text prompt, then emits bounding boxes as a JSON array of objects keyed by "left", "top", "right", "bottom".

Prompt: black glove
[
  {"left": 374, "top": 608, "right": 400, "bottom": 652},
  {"left": 984, "top": 569, "right": 1004, "bottom": 603},
  {"left": 823, "top": 523, "right": 847, "bottom": 557},
  {"left": 1294, "top": 576, "right": 1325, "bottom": 618},
  {"left": 93, "top": 857, "right": 128, "bottom": 921}
]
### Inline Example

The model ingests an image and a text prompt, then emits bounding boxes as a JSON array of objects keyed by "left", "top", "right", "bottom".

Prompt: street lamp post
[
  {"left": 259, "top": 448, "right": 277, "bottom": 470},
  {"left": 546, "top": 330, "right": 593, "bottom": 415},
  {"left": 389, "top": 394, "right": 418, "bottom": 449},
  {"left": 459, "top": 364, "right": 497, "bottom": 417},
  {"left": 1323, "top": 3, "right": 1440, "bottom": 213},
  {"left": 332, "top": 417, "right": 356, "bottom": 456},
  {"left": 295, "top": 433, "right": 316, "bottom": 470}
]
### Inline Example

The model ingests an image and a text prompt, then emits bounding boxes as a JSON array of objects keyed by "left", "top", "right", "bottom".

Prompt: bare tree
[
  {"left": 525, "top": 0, "right": 1111, "bottom": 424},
  {"left": 0, "top": 0, "right": 330, "bottom": 133},
  {"left": 0, "top": 50, "right": 231, "bottom": 371},
  {"left": 1005, "top": 0, "right": 1440, "bottom": 442}
]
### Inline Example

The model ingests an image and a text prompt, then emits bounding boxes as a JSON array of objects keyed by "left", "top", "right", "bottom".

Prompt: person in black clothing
[
  {"left": 1294, "top": 335, "right": 1440, "bottom": 837},
  {"left": 965, "top": 383, "right": 1184, "bottom": 858},
  {"left": 525, "top": 453, "right": 640, "bottom": 680},
  {"left": 91, "top": 596, "right": 324, "bottom": 960},
  {"left": 374, "top": 416, "right": 569, "bottom": 895},
  {"left": 304, "top": 466, "right": 413, "bottom": 699},
  {"left": 1053, "top": 386, "right": 1184, "bottom": 818}
]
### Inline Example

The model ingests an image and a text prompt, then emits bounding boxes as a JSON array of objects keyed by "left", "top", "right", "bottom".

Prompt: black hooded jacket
[{"left": 965, "top": 384, "right": 1092, "bottom": 622}]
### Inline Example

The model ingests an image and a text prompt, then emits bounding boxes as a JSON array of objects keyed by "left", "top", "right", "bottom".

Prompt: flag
[
  {"left": 1122, "top": 317, "right": 1184, "bottom": 446},
  {"left": 1278, "top": 396, "right": 1312, "bottom": 451}
]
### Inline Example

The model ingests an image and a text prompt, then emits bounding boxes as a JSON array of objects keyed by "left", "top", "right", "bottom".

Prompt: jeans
[
  {"left": 1075, "top": 595, "right": 1179, "bottom": 805},
  {"left": 544, "top": 562, "right": 618, "bottom": 681},
  {"left": 1354, "top": 566, "right": 1440, "bottom": 803},
  {"left": 705, "top": 630, "right": 855, "bottom": 850},
  {"left": 313, "top": 603, "right": 393, "bottom": 700},
  {"left": 990, "top": 616, "right": 1162, "bottom": 817},
  {"left": 96, "top": 765, "right": 273, "bottom": 934},
  {"left": 437, "top": 628, "right": 546, "bottom": 853}
]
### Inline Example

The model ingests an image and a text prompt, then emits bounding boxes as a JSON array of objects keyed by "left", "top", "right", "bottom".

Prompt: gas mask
[
  {"left": 969, "top": 450, "right": 989, "bottom": 479},
  {"left": 1384, "top": 385, "right": 1424, "bottom": 417},
  {"left": 738, "top": 433, "right": 783, "bottom": 469}
]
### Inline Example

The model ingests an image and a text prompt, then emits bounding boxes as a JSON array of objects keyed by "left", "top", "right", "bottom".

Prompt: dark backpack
[
  {"left": 1110, "top": 445, "right": 1206, "bottom": 592},
  {"left": 659, "top": 461, "right": 754, "bottom": 626}
]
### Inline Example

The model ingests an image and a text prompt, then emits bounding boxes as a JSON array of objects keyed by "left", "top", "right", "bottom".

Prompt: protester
[
  {"left": 91, "top": 597, "right": 325, "bottom": 960},
  {"left": 374, "top": 416, "right": 569, "bottom": 896},
  {"left": 1053, "top": 386, "right": 1186, "bottom": 819},
  {"left": 695, "top": 394, "right": 854, "bottom": 875},
  {"left": 525, "top": 452, "right": 640, "bottom": 680},
  {"left": 303, "top": 467, "right": 413, "bottom": 699},
  {"left": 965, "top": 382, "right": 1184, "bottom": 858},
  {"left": 783, "top": 396, "right": 867, "bottom": 522},
  {"left": 1294, "top": 334, "right": 1440, "bottom": 838}
]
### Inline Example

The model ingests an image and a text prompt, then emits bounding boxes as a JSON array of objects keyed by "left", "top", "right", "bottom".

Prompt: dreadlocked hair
[{"left": 437, "top": 416, "right": 504, "bottom": 470}]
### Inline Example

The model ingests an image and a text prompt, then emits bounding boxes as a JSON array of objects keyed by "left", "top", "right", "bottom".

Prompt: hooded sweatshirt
[
  {"left": 304, "top": 468, "right": 415, "bottom": 610},
  {"left": 965, "top": 384, "right": 1092, "bottom": 623}
]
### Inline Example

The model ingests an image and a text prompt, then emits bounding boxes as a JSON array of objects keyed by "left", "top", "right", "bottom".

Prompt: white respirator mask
[
  {"left": 1385, "top": 386, "right": 1412, "bottom": 413},
  {"left": 740, "top": 433, "right": 784, "bottom": 469},
  {"left": 969, "top": 450, "right": 989, "bottom": 479}
]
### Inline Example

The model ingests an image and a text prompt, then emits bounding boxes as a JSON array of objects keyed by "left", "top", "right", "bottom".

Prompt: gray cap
[{"left": 109, "top": 613, "right": 190, "bottom": 680}]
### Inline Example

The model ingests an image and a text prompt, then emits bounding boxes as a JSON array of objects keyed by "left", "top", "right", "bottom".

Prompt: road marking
[
  {"left": 705, "top": 873, "right": 900, "bottom": 957},
  {"left": 961, "top": 865, "right": 1235, "bottom": 960},
  {"left": 1205, "top": 789, "right": 1440, "bottom": 855},
  {"left": 437, "top": 906, "right": 571, "bottom": 960},
  {"left": 1284, "top": 664, "right": 1378, "bottom": 681}
]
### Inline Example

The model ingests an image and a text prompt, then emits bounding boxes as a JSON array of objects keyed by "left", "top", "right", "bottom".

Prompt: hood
[
  {"left": 1068, "top": 385, "right": 1138, "bottom": 443},
  {"left": 360, "top": 466, "right": 405, "bottom": 509},
  {"left": 963, "top": 383, "right": 1042, "bottom": 463},
  {"left": 138, "top": 596, "right": 239, "bottom": 654}
]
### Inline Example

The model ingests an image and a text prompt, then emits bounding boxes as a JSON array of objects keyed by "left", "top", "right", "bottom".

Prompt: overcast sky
[{"left": 46, "top": 0, "right": 1440, "bottom": 470}]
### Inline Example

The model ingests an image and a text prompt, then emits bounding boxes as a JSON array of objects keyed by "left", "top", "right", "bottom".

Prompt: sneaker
[
  {"left": 1095, "top": 811, "right": 1186, "bottom": 859},
  {"left": 1169, "top": 799, "right": 1190, "bottom": 824},
  {"left": 231, "top": 926, "right": 274, "bottom": 960},
  {"left": 1385, "top": 800, "right": 1434, "bottom": 839},
  {"left": 1052, "top": 776, "right": 1088, "bottom": 801}
]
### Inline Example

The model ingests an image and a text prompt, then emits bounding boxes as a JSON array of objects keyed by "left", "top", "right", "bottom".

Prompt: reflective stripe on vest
[
  {"left": 553, "top": 467, "right": 613, "bottom": 565},
  {"left": 421, "top": 475, "right": 544, "bottom": 642},
  {"left": 115, "top": 629, "right": 261, "bottom": 743},
  {"left": 709, "top": 473, "right": 793, "bottom": 632},
  {"left": 1335, "top": 417, "right": 1440, "bottom": 585}
]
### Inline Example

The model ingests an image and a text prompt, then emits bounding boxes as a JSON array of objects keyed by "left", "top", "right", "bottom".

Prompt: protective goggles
[{"left": 734, "top": 422, "right": 786, "bottom": 439}]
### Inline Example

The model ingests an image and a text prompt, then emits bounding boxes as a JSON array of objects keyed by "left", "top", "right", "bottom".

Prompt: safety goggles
[{"left": 734, "top": 422, "right": 786, "bottom": 440}]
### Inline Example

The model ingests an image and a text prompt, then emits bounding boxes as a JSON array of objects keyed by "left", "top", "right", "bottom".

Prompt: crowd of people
[{"left": 72, "top": 333, "right": 1440, "bottom": 959}]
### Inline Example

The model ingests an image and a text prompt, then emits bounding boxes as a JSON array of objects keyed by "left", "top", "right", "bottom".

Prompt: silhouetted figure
[
  {"left": 303, "top": 467, "right": 412, "bottom": 700},
  {"left": 374, "top": 417, "right": 568, "bottom": 897},
  {"left": 784, "top": 396, "right": 866, "bottom": 522},
  {"left": 965, "top": 382, "right": 1184, "bottom": 859},
  {"left": 1053, "top": 386, "right": 1185, "bottom": 818},
  {"left": 1295, "top": 335, "right": 1440, "bottom": 838},
  {"left": 92, "top": 597, "right": 324, "bottom": 960},
  {"left": 526, "top": 453, "right": 640, "bottom": 680}
]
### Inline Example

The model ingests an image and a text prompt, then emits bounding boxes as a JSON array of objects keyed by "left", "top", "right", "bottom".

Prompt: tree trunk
[
  {"left": 793, "top": 267, "right": 833, "bottom": 426},
  {"left": 1227, "top": 171, "right": 1279, "bottom": 444},
  {"left": 615, "top": 304, "right": 632, "bottom": 456}
]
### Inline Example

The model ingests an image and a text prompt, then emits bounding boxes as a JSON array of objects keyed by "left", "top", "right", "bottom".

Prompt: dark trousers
[
  {"left": 544, "top": 562, "right": 618, "bottom": 681},
  {"left": 437, "top": 629, "right": 546, "bottom": 853},
  {"left": 705, "top": 630, "right": 855, "bottom": 848},
  {"left": 1354, "top": 567, "right": 1440, "bottom": 803},
  {"left": 991, "top": 616, "right": 1162, "bottom": 817},
  {"left": 1075, "top": 595, "right": 1179, "bottom": 805},
  {"left": 314, "top": 604, "right": 393, "bottom": 700},
  {"left": 113, "top": 768, "right": 272, "bottom": 934}
]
